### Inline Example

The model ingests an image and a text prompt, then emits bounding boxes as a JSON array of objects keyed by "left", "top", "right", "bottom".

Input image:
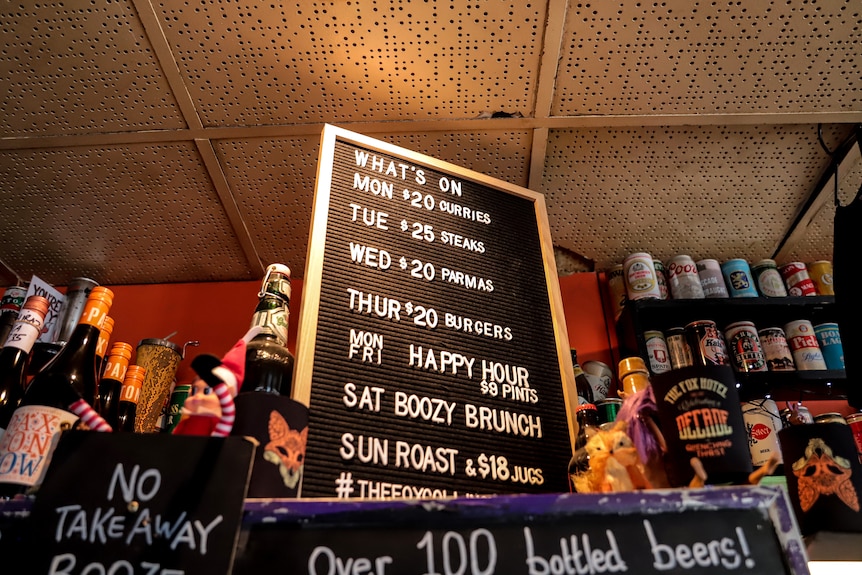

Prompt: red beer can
[{"left": 779, "top": 262, "right": 817, "bottom": 297}]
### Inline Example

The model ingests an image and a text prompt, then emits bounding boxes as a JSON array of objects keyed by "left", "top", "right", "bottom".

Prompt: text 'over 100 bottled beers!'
[{"left": 0, "top": 286, "right": 114, "bottom": 497}]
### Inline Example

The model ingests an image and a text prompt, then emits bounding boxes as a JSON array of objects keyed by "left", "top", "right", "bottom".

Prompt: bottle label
[
  {"left": 0, "top": 405, "right": 78, "bottom": 487},
  {"left": 3, "top": 308, "right": 45, "bottom": 351},
  {"left": 251, "top": 306, "right": 289, "bottom": 344},
  {"left": 103, "top": 356, "right": 130, "bottom": 383}
]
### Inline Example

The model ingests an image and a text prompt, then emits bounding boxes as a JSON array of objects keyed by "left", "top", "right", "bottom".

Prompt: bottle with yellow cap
[
  {"left": 618, "top": 356, "right": 651, "bottom": 396},
  {"left": 0, "top": 286, "right": 115, "bottom": 497}
]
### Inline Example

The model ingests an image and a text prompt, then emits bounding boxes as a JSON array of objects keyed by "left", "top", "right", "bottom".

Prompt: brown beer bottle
[
  {"left": 116, "top": 365, "right": 146, "bottom": 433},
  {"left": 0, "top": 287, "right": 113, "bottom": 497},
  {"left": 0, "top": 296, "right": 51, "bottom": 436},
  {"left": 98, "top": 342, "right": 133, "bottom": 429}
]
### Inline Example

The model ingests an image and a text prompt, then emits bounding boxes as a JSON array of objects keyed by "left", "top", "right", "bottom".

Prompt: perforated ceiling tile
[
  {"left": 554, "top": 0, "right": 862, "bottom": 116},
  {"left": 542, "top": 124, "right": 848, "bottom": 271},
  {"left": 215, "top": 137, "right": 322, "bottom": 275},
  {"left": 217, "top": 130, "right": 532, "bottom": 278},
  {"left": 0, "top": 2, "right": 185, "bottom": 136},
  {"left": 155, "top": 1, "right": 546, "bottom": 126},
  {"left": 380, "top": 130, "right": 533, "bottom": 188},
  {"left": 0, "top": 144, "right": 254, "bottom": 286},
  {"left": 781, "top": 144, "right": 862, "bottom": 262}
]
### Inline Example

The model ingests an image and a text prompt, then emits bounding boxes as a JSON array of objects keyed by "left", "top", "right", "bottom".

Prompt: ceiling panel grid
[
  {"left": 553, "top": 0, "right": 862, "bottom": 117},
  {"left": 0, "top": 0, "right": 859, "bottom": 287}
]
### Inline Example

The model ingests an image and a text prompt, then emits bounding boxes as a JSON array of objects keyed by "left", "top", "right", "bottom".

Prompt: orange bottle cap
[
  {"left": 107, "top": 342, "right": 134, "bottom": 361},
  {"left": 22, "top": 295, "right": 50, "bottom": 317}
]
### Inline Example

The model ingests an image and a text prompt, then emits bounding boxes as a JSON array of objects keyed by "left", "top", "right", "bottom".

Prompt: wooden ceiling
[{"left": 1, "top": 0, "right": 860, "bottom": 287}]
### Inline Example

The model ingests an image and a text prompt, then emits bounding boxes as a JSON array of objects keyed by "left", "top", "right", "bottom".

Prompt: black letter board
[
  {"left": 293, "top": 125, "right": 577, "bottom": 498},
  {"left": 23, "top": 431, "right": 255, "bottom": 575},
  {"left": 233, "top": 486, "right": 808, "bottom": 575}
]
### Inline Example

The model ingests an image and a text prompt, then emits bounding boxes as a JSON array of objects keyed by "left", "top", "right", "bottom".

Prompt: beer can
[
  {"left": 846, "top": 413, "right": 862, "bottom": 460},
  {"left": 653, "top": 259, "right": 669, "bottom": 300},
  {"left": 741, "top": 399, "right": 784, "bottom": 467},
  {"left": 685, "top": 319, "right": 730, "bottom": 366},
  {"left": 813, "top": 412, "right": 847, "bottom": 425},
  {"left": 813, "top": 322, "right": 845, "bottom": 370},
  {"left": 758, "top": 327, "right": 796, "bottom": 371},
  {"left": 623, "top": 252, "right": 662, "bottom": 301},
  {"left": 779, "top": 262, "right": 817, "bottom": 297},
  {"left": 724, "top": 321, "right": 768, "bottom": 372},
  {"left": 696, "top": 259, "right": 730, "bottom": 298},
  {"left": 751, "top": 259, "right": 788, "bottom": 297},
  {"left": 808, "top": 260, "right": 834, "bottom": 296},
  {"left": 644, "top": 329, "right": 672, "bottom": 374},
  {"left": 54, "top": 277, "right": 100, "bottom": 344},
  {"left": 163, "top": 382, "right": 192, "bottom": 433},
  {"left": 583, "top": 360, "right": 613, "bottom": 401},
  {"left": 720, "top": 259, "right": 759, "bottom": 298},
  {"left": 0, "top": 285, "right": 27, "bottom": 314},
  {"left": 665, "top": 326, "right": 694, "bottom": 370},
  {"left": 596, "top": 398, "right": 623, "bottom": 427},
  {"left": 666, "top": 255, "right": 705, "bottom": 300},
  {"left": 796, "top": 403, "right": 815, "bottom": 424},
  {"left": 606, "top": 264, "right": 627, "bottom": 319},
  {"left": 784, "top": 319, "right": 827, "bottom": 370},
  {"left": 781, "top": 403, "right": 814, "bottom": 425}
]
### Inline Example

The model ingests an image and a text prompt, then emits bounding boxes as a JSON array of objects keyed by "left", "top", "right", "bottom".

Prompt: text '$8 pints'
[{"left": 0, "top": 286, "right": 115, "bottom": 498}]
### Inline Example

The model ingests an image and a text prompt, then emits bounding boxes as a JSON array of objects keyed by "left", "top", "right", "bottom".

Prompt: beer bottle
[
  {"left": 618, "top": 356, "right": 651, "bottom": 395},
  {"left": 116, "top": 365, "right": 146, "bottom": 433},
  {"left": 570, "top": 349, "right": 594, "bottom": 405},
  {"left": 0, "top": 286, "right": 27, "bottom": 351},
  {"left": 568, "top": 403, "right": 601, "bottom": 479},
  {"left": 0, "top": 287, "right": 114, "bottom": 496},
  {"left": 98, "top": 342, "right": 133, "bottom": 429},
  {"left": 0, "top": 296, "right": 50, "bottom": 437},
  {"left": 94, "top": 315, "right": 115, "bottom": 381},
  {"left": 241, "top": 264, "right": 295, "bottom": 396}
]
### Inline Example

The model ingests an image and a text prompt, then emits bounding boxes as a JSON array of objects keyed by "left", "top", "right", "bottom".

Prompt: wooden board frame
[{"left": 293, "top": 124, "right": 577, "bottom": 497}]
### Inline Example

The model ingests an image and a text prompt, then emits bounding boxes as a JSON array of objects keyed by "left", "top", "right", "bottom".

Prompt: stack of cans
[
  {"left": 606, "top": 255, "right": 835, "bottom": 307},
  {"left": 639, "top": 318, "right": 844, "bottom": 374}
]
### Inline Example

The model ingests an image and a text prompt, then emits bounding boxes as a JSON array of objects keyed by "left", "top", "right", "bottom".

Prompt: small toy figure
[
  {"left": 173, "top": 328, "right": 259, "bottom": 437},
  {"left": 572, "top": 420, "right": 651, "bottom": 493}
]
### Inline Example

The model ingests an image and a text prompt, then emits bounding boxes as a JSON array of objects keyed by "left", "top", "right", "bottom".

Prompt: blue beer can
[
  {"left": 721, "top": 258, "right": 759, "bottom": 298},
  {"left": 814, "top": 322, "right": 845, "bottom": 370}
]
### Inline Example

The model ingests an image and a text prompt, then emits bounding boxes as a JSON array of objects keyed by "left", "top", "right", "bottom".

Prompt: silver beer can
[
  {"left": 665, "top": 326, "right": 694, "bottom": 370},
  {"left": 685, "top": 319, "right": 731, "bottom": 367},
  {"left": 741, "top": 399, "right": 784, "bottom": 467},
  {"left": 583, "top": 360, "right": 614, "bottom": 401},
  {"left": 758, "top": 327, "right": 796, "bottom": 371},
  {"left": 644, "top": 329, "right": 672, "bottom": 374},
  {"left": 666, "top": 255, "right": 705, "bottom": 300},
  {"left": 724, "top": 321, "right": 768, "bottom": 373},
  {"left": 623, "top": 252, "right": 662, "bottom": 301},
  {"left": 696, "top": 259, "right": 730, "bottom": 298},
  {"left": 784, "top": 319, "right": 828, "bottom": 370},
  {"left": 652, "top": 259, "right": 670, "bottom": 300}
]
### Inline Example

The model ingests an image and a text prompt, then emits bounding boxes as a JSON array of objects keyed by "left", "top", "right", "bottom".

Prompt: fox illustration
[{"left": 263, "top": 410, "right": 308, "bottom": 489}]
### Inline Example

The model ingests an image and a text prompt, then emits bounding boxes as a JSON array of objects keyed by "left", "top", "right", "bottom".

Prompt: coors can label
[{"left": 666, "top": 255, "right": 705, "bottom": 299}]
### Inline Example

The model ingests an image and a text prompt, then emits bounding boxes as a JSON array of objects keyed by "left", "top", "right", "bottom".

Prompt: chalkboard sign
[
  {"left": 23, "top": 431, "right": 255, "bottom": 575},
  {"left": 293, "top": 125, "right": 577, "bottom": 498},
  {"left": 233, "top": 486, "right": 807, "bottom": 575}
]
